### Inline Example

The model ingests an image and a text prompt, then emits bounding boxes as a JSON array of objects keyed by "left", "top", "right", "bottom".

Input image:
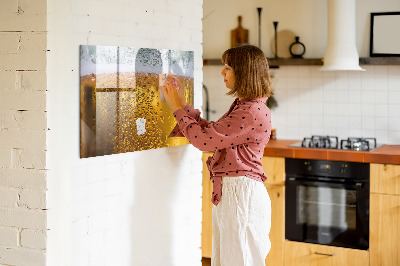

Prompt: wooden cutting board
[{"left": 231, "top": 16, "right": 249, "bottom": 48}]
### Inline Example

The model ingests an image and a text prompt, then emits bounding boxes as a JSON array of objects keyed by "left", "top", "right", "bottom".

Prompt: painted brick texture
[
  {"left": 2, "top": 0, "right": 203, "bottom": 265},
  {"left": 46, "top": 0, "right": 204, "bottom": 265},
  {"left": 0, "top": 0, "right": 48, "bottom": 265}
]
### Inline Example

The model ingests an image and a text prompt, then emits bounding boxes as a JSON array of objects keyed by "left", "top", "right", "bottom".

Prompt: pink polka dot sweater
[{"left": 170, "top": 97, "right": 272, "bottom": 206}]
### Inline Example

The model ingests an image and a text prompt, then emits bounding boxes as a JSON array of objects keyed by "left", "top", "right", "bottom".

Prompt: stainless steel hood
[{"left": 320, "top": 0, "right": 365, "bottom": 71}]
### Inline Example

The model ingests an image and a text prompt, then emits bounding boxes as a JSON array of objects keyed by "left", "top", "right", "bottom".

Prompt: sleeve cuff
[
  {"left": 169, "top": 109, "right": 187, "bottom": 137},
  {"left": 173, "top": 108, "right": 187, "bottom": 122},
  {"left": 184, "top": 104, "right": 198, "bottom": 117}
]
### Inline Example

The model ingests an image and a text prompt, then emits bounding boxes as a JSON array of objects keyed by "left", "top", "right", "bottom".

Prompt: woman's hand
[{"left": 160, "top": 74, "right": 186, "bottom": 113}]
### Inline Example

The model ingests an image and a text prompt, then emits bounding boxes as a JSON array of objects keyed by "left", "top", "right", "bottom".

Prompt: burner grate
[
  {"left": 340, "top": 137, "right": 377, "bottom": 151},
  {"left": 301, "top": 135, "right": 339, "bottom": 149},
  {"left": 296, "top": 136, "right": 378, "bottom": 151}
]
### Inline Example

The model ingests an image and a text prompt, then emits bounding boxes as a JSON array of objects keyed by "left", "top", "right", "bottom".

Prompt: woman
[{"left": 161, "top": 44, "right": 273, "bottom": 266}]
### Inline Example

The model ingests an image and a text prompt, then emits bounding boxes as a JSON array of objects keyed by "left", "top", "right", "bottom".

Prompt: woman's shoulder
[
  {"left": 239, "top": 98, "right": 269, "bottom": 111},
  {"left": 229, "top": 99, "right": 270, "bottom": 123}
]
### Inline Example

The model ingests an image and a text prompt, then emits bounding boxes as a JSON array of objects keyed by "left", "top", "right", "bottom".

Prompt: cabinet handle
[{"left": 314, "top": 252, "right": 335, "bottom": 257}]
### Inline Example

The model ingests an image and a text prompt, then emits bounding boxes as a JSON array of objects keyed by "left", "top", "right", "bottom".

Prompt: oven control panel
[{"left": 286, "top": 158, "right": 369, "bottom": 180}]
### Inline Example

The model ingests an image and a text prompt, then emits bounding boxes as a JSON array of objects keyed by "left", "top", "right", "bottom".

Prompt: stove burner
[
  {"left": 301, "top": 135, "right": 339, "bottom": 149},
  {"left": 295, "top": 136, "right": 378, "bottom": 151},
  {"left": 340, "top": 137, "right": 377, "bottom": 151}
]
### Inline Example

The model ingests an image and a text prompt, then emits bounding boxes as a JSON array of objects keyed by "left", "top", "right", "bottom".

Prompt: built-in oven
[{"left": 285, "top": 158, "right": 369, "bottom": 250}]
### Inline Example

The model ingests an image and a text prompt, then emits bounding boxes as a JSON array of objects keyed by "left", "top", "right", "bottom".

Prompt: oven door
[{"left": 285, "top": 177, "right": 369, "bottom": 250}]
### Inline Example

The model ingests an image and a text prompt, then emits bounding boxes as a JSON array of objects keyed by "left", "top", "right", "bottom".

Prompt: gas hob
[{"left": 289, "top": 135, "right": 382, "bottom": 151}]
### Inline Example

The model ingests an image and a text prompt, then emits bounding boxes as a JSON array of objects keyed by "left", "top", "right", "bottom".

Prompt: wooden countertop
[{"left": 263, "top": 139, "right": 400, "bottom": 165}]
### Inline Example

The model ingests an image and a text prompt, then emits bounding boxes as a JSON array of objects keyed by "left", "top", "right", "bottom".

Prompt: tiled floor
[{"left": 202, "top": 257, "right": 211, "bottom": 266}]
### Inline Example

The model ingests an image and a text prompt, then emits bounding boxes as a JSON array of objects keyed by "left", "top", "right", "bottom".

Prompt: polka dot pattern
[{"left": 170, "top": 97, "right": 272, "bottom": 206}]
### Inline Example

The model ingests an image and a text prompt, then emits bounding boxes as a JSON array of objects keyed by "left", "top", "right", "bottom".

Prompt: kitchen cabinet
[
  {"left": 201, "top": 154, "right": 286, "bottom": 265},
  {"left": 201, "top": 152, "right": 213, "bottom": 258},
  {"left": 261, "top": 156, "right": 285, "bottom": 266},
  {"left": 261, "top": 156, "right": 285, "bottom": 186},
  {"left": 370, "top": 193, "right": 400, "bottom": 266},
  {"left": 202, "top": 150, "right": 400, "bottom": 265},
  {"left": 370, "top": 163, "right": 400, "bottom": 266},
  {"left": 264, "top": 184, "right": 284, "bottom": 266},
  {"left": 370, "top": 163, "right": 400, "bottom": 195},
  {"left": 284, "top": 241, "right": 369, "bottom": 266}
]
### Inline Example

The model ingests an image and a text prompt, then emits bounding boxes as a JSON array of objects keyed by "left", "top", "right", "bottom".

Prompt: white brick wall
[
  {"left": 0, "top": 227, "right": 19, "bottom": 247},
  {"left": 46, "top": 1, "right": 203, "bottom": 266},
  {"left": 21, "top": 229, "right": 47, "bottom": 250},
  {"left": 2, "top": 0, "right": 203, "bottom": 264},
  {"left": 0, "top": 0, "right": 48, "bottom": 265}
]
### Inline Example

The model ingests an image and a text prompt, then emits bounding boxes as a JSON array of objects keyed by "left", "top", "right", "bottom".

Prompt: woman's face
[{"left": 220, "top": 64, "right": 235, "bottom": 89}]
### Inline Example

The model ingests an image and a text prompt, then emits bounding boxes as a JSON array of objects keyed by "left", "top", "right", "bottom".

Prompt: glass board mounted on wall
[{"left": 80, "top": 45, "right": 194, "bottom": 158}]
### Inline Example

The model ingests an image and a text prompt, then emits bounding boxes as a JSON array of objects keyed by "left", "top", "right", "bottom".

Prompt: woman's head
[{"left": 221, "top": 45, "right": 273, "bottom": 99}]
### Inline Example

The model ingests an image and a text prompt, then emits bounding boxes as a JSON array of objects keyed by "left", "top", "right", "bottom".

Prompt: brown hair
[{"left": 221, "top": 44, "right": 273, "bottom": 99}]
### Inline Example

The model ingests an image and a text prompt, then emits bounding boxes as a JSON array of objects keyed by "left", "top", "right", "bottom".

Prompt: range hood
[{"left": 320, "top": 0, "right": 365, "bottom": 71}]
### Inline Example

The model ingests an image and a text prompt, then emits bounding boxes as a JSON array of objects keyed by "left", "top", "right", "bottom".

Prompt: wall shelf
[
  {"left": 268, "top": 58, "right": 323, "bottom": 67},
  {"left": 203, "top": 57, "right": 400, "bottom": 67},
  {"left": 203, "top": 58, "right": 323, "bottom": 67},
  {"left": 359, "top": 57, "right": 400, "bottom": 65}
]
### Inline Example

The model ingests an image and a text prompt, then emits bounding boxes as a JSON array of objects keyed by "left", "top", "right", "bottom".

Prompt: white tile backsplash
[
  {"left": 374, "top": 90, "right": 388, "bottom": 104},
  {"left": 361, "top": 103, "right": 374, "bottom": 117},
  {"left": 375, "top": 130, "right": 389, "bottom": 144},
  {"left": 374, "top": 77, "right": 388, "bottom": 91},
  {"left": 298, "top": 77, "right": 311, "bottom": 89},
  {"left": 298, "top": 67, "right": 312, "bottom": 78},
  {"left": 389, "top": 117, "right": 400, "bottom": 131},
  {"left": 336, "top": 90, "right": 349, "bottom": 103},
  {"left": 388, "top": 91, "right": 400, "bottom": 104},
  {"left": 389, "top": 104, "right": 400, "bottom": 117},
  {"left": 375, "top": 104, "right": 389, "bottom": 117},
  {"left": 286, "top": 77, "right": 299, "bottom": 89},
  {"left": 323, "top": 103, "right": 336, "bottom": 116},
  {"left": 285, "top": 66, "right": 298, "bottom": 77},
  {"left": 389, "top": 131, "right": 400, "bottom": 143},
  {"left": 348, "top": 90, "right": 362, "bottom": 104},
  {"left": 388, "top": 77, "right": 400, "bottom": 91},
  {"left": 374, "top": 65, "right": 388, "bottom": 77},
  {"left": 362, "top": 116, "right": 375, "bottom": 130},
  {"left": 204, "top": 65, "right": 400, "bottom": 144},
  {"left": 336, "top": 115, "right": 348, "bottom": 129},
  {"left": 275, "top": 65, "right": 400, "bottom": 143},
  {"left": 362, "top": 90, "right": 375, "bottom": 103},
  {"left": 336, "top": 103, "right": 349, "bottom": 116},
  {"left": 388, "top": 65, "right": 400, "bottom": 76}
]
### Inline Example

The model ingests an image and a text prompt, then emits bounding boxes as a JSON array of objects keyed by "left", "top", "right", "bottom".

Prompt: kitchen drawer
[{"left": 284, "top": 241, "right": 369, "bottom": 266}]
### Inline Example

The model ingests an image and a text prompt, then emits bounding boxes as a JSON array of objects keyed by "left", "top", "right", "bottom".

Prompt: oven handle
[{"left": 286, "top": 177, "right": 364, "bottom": 189}]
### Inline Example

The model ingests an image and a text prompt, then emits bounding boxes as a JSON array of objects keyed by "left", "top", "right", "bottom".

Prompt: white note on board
[{"left": 136, "top": 118, "right": 146, "bottom": 135}]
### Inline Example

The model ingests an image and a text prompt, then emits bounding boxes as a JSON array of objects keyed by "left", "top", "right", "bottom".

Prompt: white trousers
[{"left": 212, "top": 176, "right": 271, "bottom": 266}]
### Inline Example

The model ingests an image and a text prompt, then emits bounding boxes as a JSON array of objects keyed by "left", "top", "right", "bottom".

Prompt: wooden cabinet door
[
  {"left": 202, "top": 154, "right": 286, "bottom": 263},
  {"left": 284, "top": 241, "right": 369, "bottom": 266},
  {"left": 202, "top": 152, "right": 213, "bottom": 258},
  {"left": 262, "top": 156, "right": 285, "bottom": 186},
  {"left": 370, "top": 163, "right": 400, "bottom": 195},
  {"left": 264, "top": 184, "right": 284, "bottom": 266},
  {"left": 370, "top": 193, "right": 400, "bottom": 266}
]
